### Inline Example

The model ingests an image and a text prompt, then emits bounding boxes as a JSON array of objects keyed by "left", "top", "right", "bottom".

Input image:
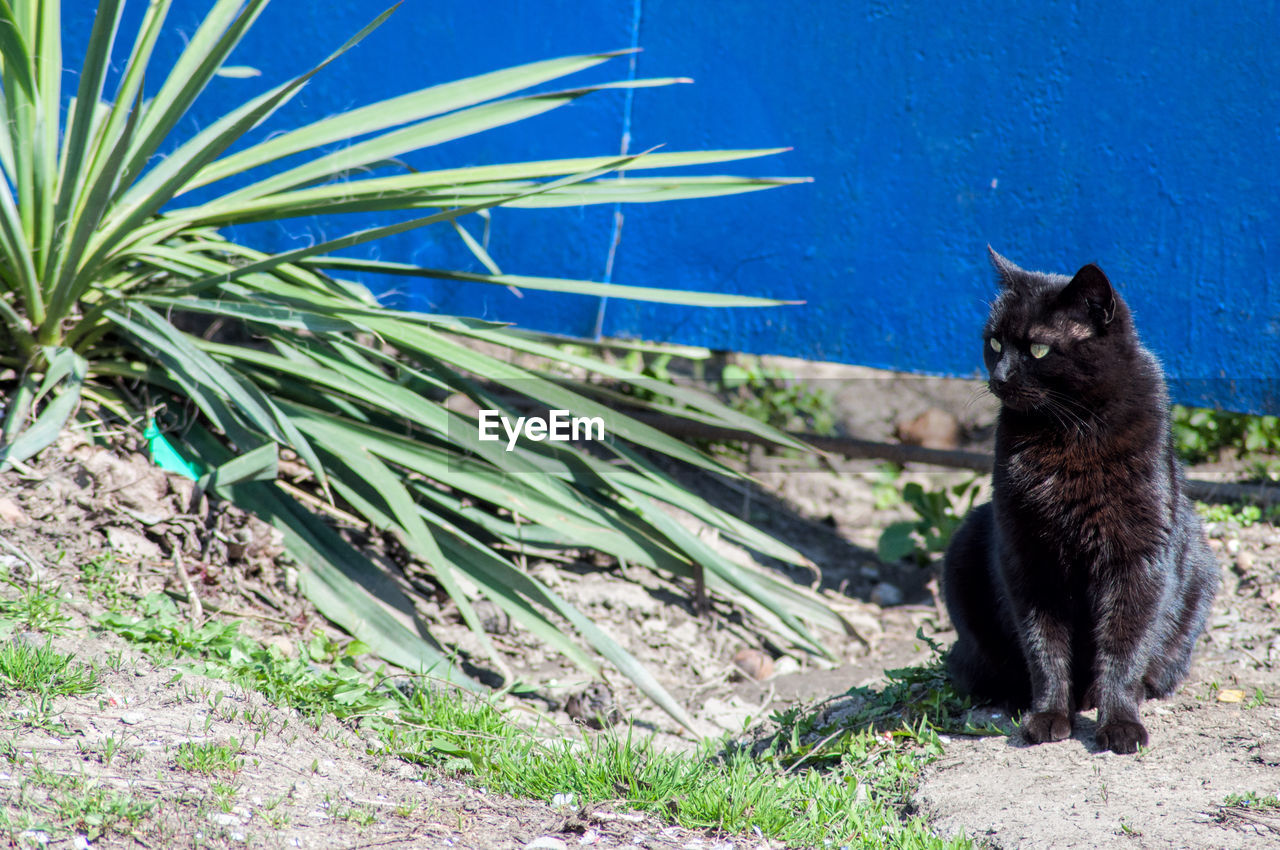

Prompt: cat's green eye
[
  {"left": 989, "top": 337, "right": 1002, "bottom": 353},
  {"left": 1030, "top": 343, "right": 1050, "bottom": 359}
]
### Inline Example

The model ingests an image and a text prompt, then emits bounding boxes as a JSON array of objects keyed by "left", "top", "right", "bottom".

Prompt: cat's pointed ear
[
  {"left": 1060, "top": 263, "right": 1117, "bottom": 325},
  {"left": 987, "top": 246, "right": 1024, "bottom": 289}
]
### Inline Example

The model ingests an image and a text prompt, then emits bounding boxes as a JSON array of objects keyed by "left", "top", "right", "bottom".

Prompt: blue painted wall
[{"left": 63, "top": 1, "right": 1280, "bottom": 412}]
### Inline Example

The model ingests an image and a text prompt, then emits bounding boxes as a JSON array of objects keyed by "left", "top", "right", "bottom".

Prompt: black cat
[{"left": 943, "top": 249, "right": 1219, "bottom": 754}]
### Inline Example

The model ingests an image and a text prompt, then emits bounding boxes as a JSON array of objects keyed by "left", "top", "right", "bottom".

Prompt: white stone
[{"left": 525, "top": 838, "right": 568, "bottom": 850}]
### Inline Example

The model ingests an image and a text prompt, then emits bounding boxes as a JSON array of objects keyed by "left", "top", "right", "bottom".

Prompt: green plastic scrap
[{"left": 143, "top": 420, "right": 203, "bottom": 481}]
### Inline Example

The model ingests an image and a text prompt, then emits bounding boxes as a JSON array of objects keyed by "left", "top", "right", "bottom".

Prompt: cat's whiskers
[
  {"left": 1043, "top": 397, "right": 1091, "bottom": 439},
  {"left": 1042, "top": 388, "right": 1102, "bottom": 439},
  {"left": 965, "top": 384, "right": 994, "bottom": 411}
]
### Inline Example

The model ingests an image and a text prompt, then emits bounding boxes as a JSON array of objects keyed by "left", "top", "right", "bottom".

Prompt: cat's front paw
[
  {"left": 1096, "top": 720, "right": 1148, "bottom": 754},
  {"left": 1021, "top": 711, "right": 1071, "bottom": 744}
]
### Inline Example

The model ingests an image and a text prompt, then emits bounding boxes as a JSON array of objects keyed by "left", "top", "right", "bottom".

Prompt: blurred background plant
[
  {"left": 719, "top": 357, "right": 837, "bottom": 437},
  {"left": 0, "top": 0, "right": 848, "bottom": 727},
  {"left": 876, "top": 479, "right": 981, "bottom": 566},
  {"left": 1172, "top": 405, "right": 1280, "bottom": 471}
]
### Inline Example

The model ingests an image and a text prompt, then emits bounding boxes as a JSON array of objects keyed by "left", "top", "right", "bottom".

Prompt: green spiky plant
[{"left": 0, "top": 0, "right": 847, "bottom": 727}]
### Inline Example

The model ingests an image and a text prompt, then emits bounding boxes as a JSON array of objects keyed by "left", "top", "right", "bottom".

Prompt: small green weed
[
  {"left": 869, "top": 463, "right": 906, "bottom": 510},
  {"left": 76, "top": 736, "right": 137, "bottom": 767},
  {"left": 1213, "top": 791, "right": 1280, "bottom": 833},
  {"left": 330, "top": 797, "right": 377, "bottom": 827},
  {"left": 78, "top": 555, "right": 128, "bottom": 612},
  {"left": 0, "top": 639, "right": 98, "bottom": 697},
  {"left": 174, "top": 739, "right": 244, "bottom": 776},
  {"left": 878, "top": 480, "right": 982, "bottom": 564},
  {"left": 209, "top": 780, "right": 239, "bottom": 811},
  {"left": 615, "top": 348, "right": 681, "bottom": 406},
  {"left": 1223, "top": 791, "right": 1280, "bottom": 810}
]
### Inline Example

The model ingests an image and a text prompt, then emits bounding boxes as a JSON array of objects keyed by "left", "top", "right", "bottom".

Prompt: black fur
[{"left": 943, "top": 249, "right": 1219, "bottom": 754}]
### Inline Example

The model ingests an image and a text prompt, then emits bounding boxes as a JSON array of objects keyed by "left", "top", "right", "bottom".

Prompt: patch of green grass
[
  {"left": 375, "top": 630, "right": 982, "bottom": 848},
  {"left": 173, "top": 739, "right": 244, "bottom": 776},
  {"left": 0, "top": 639, "right": 98, "bottom": 697},
  {"left": 0, "top": 758, "right": 155, "bottom": 844},
  {"left": 100, "top": 593, "right": 971, "bottom": 848},
  {"left": 0, "top": 569, "right": 71, "bottom": 636},
  {"left": 383, "top": 689, "right": 963, "bottom": 848},
  {"left": 97, "top": 593, "right": 396, "bottom": 722},
  {"left": 329, "top": 796, "right": 377, "bottom": 827}
]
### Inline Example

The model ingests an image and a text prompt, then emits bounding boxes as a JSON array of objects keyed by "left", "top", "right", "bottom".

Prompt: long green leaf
[
  {"left": 0, "top": 347, "right": 84, "bottom": 470},
  {"left": 46, "top": 0, "right": 123, "bottom": 282},
  {"left": 305, "top": 258, "right": 802, "bottom": 308},
  {"left": 29, "top": 0, "right": 60, "bottom": 270},
  {"left": 78, "top": 6, "right": 398, "bottom": 311},
  {"left": 115, "top": 0, "right": 271, "bottom": 192},
  {"left": 167, "top": 148, "right": 654, "bottom": 299},
  {"left": 39, "top": 82, "right": 143, "bottom": 340},
  {"left": 179, "top": 422, "right": 474, "bottom": 686},
  {"left": 0, "top": 0, "right": 34, "bottom": 99},
  {"left": 183, "top": 49, "right": 637, "bottom": 194},
  {"left": 206, "top": 80, "right": 683, "bottom": 208}
]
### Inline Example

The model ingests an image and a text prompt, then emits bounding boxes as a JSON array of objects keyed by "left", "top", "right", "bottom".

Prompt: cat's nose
[{"left": 990, "top": 357, "right": 1013, "bottom": 386}]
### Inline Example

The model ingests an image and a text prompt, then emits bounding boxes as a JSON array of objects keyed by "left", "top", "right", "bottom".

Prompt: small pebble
[
  {"left": 474, "top": 599, "right": 512, "bottom": 634},
  {"left": 525, "top": 838, "right": 568, "bottom": 850},
  {"left": 870, "top": 581, "right": 904, "bottom": 607},
  {"left": 119, "top": 712, "right": 145, "bottom": 725},
  {"left": 731, "top": 648, "right": 774, "bottom": 681}
]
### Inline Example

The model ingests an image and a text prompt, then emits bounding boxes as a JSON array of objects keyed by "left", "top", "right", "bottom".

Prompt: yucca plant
[{"left": 0, "top": 0, "right": 849, "bottom": 727}]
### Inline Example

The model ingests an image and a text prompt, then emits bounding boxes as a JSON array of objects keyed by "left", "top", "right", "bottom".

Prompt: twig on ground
[
  {"left": 0, "top": 535, "right": 43, "bottom": 582},
  {"left": 626, "top": 412, "right": 1280, "bottom": 505},
  {"left": 168, "top": 534, "right": 203, "bottom": 624}
]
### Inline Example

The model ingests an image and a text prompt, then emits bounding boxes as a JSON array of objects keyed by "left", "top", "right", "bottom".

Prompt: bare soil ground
[{"left": 1, "top": 362, "right": 1277, "bottom": 848}]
